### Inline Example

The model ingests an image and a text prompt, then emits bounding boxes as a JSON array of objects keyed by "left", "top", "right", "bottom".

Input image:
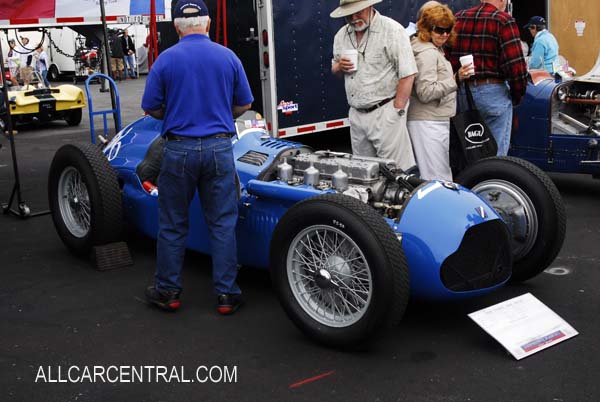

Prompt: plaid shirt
[{"left": 449, "top": 3, "right": 528, "bottom": 105}]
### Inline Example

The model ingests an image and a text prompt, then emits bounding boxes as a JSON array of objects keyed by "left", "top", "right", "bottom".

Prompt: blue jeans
[
  {"left": 457, "top": 83, "right": 513, "bottom": 156},
  {"left": 123, "top": 54, "right": 136, "bottom": 78},
  {"left": 40, "top": 70, "right": 50, "bottom": 87},
  {"left": 155, "top": 136, "right": 240, "bottom": 296}
]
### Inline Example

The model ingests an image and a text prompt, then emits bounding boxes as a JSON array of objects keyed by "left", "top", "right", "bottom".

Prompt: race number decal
[{"left": 104, "top": 128, "right": 130, "bottom": 161}]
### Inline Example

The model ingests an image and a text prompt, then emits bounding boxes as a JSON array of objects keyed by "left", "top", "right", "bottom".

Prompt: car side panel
[{"left": 510, "top": 79, "right": 556, "bottom": 168}]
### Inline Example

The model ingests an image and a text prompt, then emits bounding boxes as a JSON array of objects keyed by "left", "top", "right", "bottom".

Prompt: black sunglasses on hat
[{"left": 432, "top": 26, "right": 453, "bottom": 35}]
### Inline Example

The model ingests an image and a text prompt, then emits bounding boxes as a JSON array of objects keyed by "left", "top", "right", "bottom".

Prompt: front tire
[
  {"left": 48, "top": 143, "right": 123, "bottom": 256},
  {"left": 456, "top": 156, "right": 566, "bottom": 282},
  {"left": 270, "top": 194, "right": 410, "bottom": 348}
]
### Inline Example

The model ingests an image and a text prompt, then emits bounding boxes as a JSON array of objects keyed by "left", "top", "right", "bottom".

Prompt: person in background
[
  {"left": 121, "top": 29, "right": 137, "bottom": 79},
  {"left": 142, "top": 0, "right": 253, "bottom": 314},
  {"left": 109, "top": 30, "right": 124, "bottom": 81},
  {"left": 6, "top": 39, "right": 20, "bottom": 87},
  {"left": 407, "top": 3, "right": 473, "bottom": 182},
  {"left": 524, "top": 16, "right": 559, "bottom": 74},
  {"left": 17, "top": 37, "right": 34, "bottom": 87},
  {"left": 330, "top": 0, "right": 417, "bottom": 172},
  {"left": 449, "top": 0, "right": 528, "bottom": 156},
  {"left": 33, "top": 45, "right": 50, "bottom": 86}
]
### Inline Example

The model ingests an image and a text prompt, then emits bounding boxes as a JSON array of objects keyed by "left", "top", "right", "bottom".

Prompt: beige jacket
[{"left": 407, "top": 37, "right": 457, "bottom": 121}]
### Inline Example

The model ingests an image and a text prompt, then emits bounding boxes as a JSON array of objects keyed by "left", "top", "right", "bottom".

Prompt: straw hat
[{"left": 330, "top": 0, "right": 382, "bottom": 18}]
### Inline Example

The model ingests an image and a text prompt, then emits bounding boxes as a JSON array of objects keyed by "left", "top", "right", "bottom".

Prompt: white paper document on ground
[{"left": 468, "top": 293, "right": 578, "bottom": 360}]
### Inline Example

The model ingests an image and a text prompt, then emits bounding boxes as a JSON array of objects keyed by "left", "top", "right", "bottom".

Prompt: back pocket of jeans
[
  {"left": 213, "top": 145, "right": 234, "bottom": 177},
  {"left": 162, "top": 147, "right": 186, "bottom": 178}
]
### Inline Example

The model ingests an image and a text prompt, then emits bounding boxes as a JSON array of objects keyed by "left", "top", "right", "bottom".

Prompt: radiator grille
[
  {"left": 440, "top": 220, "right": 512, "bottom": 291},
  {"left": 238, "top": 151, "right": 269, "bottom": 166}
]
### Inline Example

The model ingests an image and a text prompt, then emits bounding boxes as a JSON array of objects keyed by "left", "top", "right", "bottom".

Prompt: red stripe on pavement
[{"left": 289, "top": 370, "right": 335, "bottom": 389}]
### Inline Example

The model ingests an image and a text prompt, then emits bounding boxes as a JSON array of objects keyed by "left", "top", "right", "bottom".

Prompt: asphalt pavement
[{"left": 1, "top": 76, "right": 599, "bottom": 402}]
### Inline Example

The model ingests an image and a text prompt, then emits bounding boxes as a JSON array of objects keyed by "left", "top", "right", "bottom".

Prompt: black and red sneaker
[
  {"left": 145, "top": 286, "right": 181, "bottom": 312},
  {"left": 216, "top": 294, "right": 244, "bottom": 315}
]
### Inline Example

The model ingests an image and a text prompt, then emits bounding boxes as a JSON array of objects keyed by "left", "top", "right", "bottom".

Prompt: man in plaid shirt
[{"left": 449, "top": 0, "right": 527, "bottom": 156}]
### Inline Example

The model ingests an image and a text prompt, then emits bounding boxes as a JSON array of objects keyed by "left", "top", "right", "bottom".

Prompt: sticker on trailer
[
  {"left": 277, "top": 101, "right": 299, "bottom": 115},
  {"left": 244, "top": 119, "right": 267, "bottom": 129}
]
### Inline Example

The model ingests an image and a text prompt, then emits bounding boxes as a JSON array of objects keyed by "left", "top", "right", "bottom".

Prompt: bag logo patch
[
  {"left": 464, "top": 123, "right": 489, "bottom": 145},
  {"left": 465, "top": 123, "right": 490, "bottom": 145}
]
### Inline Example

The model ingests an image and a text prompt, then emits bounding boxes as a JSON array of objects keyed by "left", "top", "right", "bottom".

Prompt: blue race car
[
  {"left": 510, "top": 56, "right": 600, "bottom": 176},
  {"left": 47, "top": 112, "right": 565, "bottom": 347}
]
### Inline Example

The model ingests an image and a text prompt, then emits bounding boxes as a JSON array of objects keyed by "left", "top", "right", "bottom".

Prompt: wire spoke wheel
[
  {"left": 48, "top": 143, "right": 123, "bottom": 256},
  {"left": 288, "top": 225, "right": 373, "bottom": 327},
  {"left": 57, "top": 166, "right": 91, "bottom": 238},
  {"left": 271, "top": 194, "right": 410, "bottom": 348}
]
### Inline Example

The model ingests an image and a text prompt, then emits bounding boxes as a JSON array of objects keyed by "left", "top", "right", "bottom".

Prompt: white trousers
[
  {"left": 349, "top": 102, "right": 416, "bottom": 171},
  {"left": 407, "top": 119, "right": 453, "bottom": 182}
]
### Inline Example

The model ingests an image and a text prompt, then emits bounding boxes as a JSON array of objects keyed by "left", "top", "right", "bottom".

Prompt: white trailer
[{"left": 0, "top": 0, "right": 166, "bottom": 79}]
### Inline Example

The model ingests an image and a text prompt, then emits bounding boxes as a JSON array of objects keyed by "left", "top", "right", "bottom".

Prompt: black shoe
[
  {"left": 216, "top": 294, "right": 244, "bottom": 315},
  {"left": 145, "top": 286, "right": 181, "bottom": 312}
]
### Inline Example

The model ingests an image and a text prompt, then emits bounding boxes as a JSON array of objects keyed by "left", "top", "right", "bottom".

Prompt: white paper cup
[
  {"left": 342, "top": 49, "right": 358, "bottom": 72},
  {"left": 459, "top": 54, "right": 475, "bottom": 75}
]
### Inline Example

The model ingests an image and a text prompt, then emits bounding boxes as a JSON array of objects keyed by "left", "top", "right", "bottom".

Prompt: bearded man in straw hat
[{"left": 331, "top": 0, "right": 417, "bottom": 171}]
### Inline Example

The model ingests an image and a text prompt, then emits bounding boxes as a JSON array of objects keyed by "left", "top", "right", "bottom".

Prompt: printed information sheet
[{"left": 469, "top": 293, "right": 578, "bottom": 360}]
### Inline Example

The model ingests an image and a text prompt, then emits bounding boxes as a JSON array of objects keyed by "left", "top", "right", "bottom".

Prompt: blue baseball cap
[
  {"left": 173, "top": 0, "right": 209, "bottom": 19},
  {"left": 524, "top": 16, "right": 546, "bottom": 28}
]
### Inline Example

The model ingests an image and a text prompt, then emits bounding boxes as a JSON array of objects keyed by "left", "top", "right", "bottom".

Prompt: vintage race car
[
  {"left": 47, "top": 113, "right": 565, "bottom": 347},
  {"left": 4, "top": 70, "right": 85, "bottom": 126},
  {"left": 510, "top": 53, "right": 600, "bottom": 176}
]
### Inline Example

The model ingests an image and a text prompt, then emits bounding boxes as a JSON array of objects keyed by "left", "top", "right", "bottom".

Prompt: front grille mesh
[{"left": 440, "top": 220, "right": 512, "bottom": 292}]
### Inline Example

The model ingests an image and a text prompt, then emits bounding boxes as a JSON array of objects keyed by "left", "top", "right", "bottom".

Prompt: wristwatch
[{"left": 395, "top": 107, "right": 406, "bottom": 117}]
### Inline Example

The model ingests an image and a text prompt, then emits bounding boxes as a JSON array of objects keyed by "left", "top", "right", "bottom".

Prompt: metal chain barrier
[
  {"left": 45, "top": 29, "right": 78, "bottom": 59},
  {"left": 44, "top": 29, "right": 105, "bottom": 78}
]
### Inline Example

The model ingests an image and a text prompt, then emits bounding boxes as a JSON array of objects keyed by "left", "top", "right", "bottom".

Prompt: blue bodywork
[
  {"left": 104, "top": 116, "right": 510, "bottom": 301},
  {"left": 510, "top": 71, "right": 600, "bottom": 175}
]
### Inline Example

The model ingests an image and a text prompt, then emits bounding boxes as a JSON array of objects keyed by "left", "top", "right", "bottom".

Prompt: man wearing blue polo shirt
[
  {"left": 141, "top": 0, "right": 253, "bottom": 315},
  {"left": 525, "top": 16, "right": 559, "bottom": 74}
]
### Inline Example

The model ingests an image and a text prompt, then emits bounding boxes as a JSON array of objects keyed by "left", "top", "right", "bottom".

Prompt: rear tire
[
  {"left": 456, "top": 156, "right": 566, "bottom": 282},
  {"left": 48, "top": 65, "right": 60, "bottom": 82},
  {"left": 66, "top": 109, "right": 82, "bottom": 126},
  {"left": 48, "top": 143, "right": 123, "bottom": 256},
  {"left": 270, "top": 194, "right": 410, "bottom": 348}
]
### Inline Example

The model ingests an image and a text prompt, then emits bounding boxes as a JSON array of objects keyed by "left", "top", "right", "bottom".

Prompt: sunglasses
[{"left": 432, "top": 26, "right": 453, "bottom": 35}]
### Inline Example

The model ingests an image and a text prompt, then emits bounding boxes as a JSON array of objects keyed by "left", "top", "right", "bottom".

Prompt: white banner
[{"left": 57, "top": 0, "right": 131, "bottom": 18}]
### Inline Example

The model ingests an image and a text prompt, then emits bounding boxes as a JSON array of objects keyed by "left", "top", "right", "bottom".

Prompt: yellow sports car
[{"left": 6, "top": 70, "right": 86, "bottom": 126}]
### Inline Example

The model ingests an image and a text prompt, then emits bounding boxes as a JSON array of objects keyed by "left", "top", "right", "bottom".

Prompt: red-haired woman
[{"left": 407, "top": 4, "right": 472, "bottom": 181}]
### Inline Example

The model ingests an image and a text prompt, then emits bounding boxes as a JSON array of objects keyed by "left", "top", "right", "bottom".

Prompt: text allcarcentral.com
[{"left": 34, "top": 365, "right": 238, "bottom": 384}]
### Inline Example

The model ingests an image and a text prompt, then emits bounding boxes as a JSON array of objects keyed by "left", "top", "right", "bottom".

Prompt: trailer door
[{"left": 261, "top": 0, "right": 478, "bottom": 138}]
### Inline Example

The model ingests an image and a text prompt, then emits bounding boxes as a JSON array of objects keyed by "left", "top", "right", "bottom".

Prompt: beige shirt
[
  {"left": 407, "top": 37, "right": 457, "bottom": 121},
  {"left": 333, "top": 11, "right": 417, "bottom": 109}
]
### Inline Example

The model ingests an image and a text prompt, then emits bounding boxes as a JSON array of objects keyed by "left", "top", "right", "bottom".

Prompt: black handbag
[{"left": 449, "top": 82, "right": 498, "bottom": 173}]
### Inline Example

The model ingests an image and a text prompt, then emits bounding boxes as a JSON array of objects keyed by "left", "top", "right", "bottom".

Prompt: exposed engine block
[
  {"left": 291, "top": 151, "right": 396, "bottom": 185},
  {"left": 274, "top": 150, "right": 427, "bottom": 220}
]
